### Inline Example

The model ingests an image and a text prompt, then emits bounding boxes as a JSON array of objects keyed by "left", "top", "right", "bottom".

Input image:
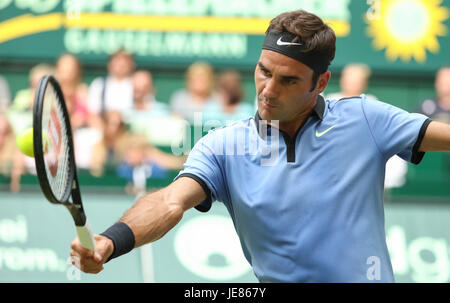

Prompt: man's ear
[{"left": 316, "top": 71, "right": 331, "bottom": 94}]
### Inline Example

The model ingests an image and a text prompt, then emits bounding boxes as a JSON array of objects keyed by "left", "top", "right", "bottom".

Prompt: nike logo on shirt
[{"left": 316, "top": 125, "right": 336, "bottom": 137}]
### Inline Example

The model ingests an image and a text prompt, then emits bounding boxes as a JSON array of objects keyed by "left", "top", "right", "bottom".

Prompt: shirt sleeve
[
  {"left": 361, "top": 96, "right": 432, "bottom": 164},
  {"left": 174, "top": 130, "right": 227, "bottom": 212}
]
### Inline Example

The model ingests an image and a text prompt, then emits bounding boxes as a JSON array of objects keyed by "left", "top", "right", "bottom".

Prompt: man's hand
[
  {"left": 70, "top": 234, "right": 114, "bottom": 274},
  {"left": 67, "top": 177, "right": 205, "bottom": 274}
]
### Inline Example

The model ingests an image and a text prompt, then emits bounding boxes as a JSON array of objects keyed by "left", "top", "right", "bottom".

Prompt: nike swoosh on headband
[{"left": 276, "top": 37, "right": 303, "bottom": 46}]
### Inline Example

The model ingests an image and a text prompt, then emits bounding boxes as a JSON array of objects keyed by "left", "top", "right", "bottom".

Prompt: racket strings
[{"left": 42, "top": 87, "right": 72, "bottom": 202}]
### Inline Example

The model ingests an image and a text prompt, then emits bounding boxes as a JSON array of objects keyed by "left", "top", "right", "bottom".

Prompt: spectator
[
  {"left": 326, "top": 64, "right": 408, "bottom": 192},
  {"left": 116, "top": 134, "right": 186, "bottom": 196},
  {"left": 123, "top": 70, "right": 171, "bottom": 132},
  {"left": 87, "top": 50, "right": 135, "bottom": 129},
  {"left": 0, "top": 115, "right": 25, "bottom": 192},
  {"left": 73, "top": 126, "right": 103, "bottom": 170},
  {"left": 202, "top": 70, "right": 254, "bottom": 129},
  {"left": 9, "top": 63, "right": 55, "bottom": 112},
  {"left": 89, "top": 110, "right": 131, "bottom": 177},
  {"left": 417, "top": 66, "right": 450, "bottom": 178},
  {"left": 8, "top": 63, "right": 55, "bottom": 134},
  {"left": 170, "top": 61, "right": 220, "bottom": 124},
  {"left": 325, "top": 63, "right": 377, "bottom": 101},
  {"left": 417, "top": 66, "right": 450, "bottom": 123},
  {"left": 383, "top": 154, "right": 409, "bottom": 203},
  {"left": 125, "top": 70, "right": 188, "bottom": 148},
  {"left": 384, "top": 155, "right": 408, "bottom": 190},
  {"left": 55, "top": 53, "right": 89, "bottom": 130},
  {"left": 117, "top": 134, "right": 157, "bottom": 196},
  {"left": 0, "top": 75, "right": 11, "bottom": 113}
]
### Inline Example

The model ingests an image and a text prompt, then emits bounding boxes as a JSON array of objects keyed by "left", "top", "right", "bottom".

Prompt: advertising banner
[
  {"left": 1, "top": 191, "right": 450, "bottom": 282},
  {"left": 0, "top": 0, "right": 448, "bottom": 72}
]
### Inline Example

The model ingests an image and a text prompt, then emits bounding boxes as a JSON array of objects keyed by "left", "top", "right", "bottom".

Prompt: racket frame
[{"left": 33, "top": 75, "right": 94, "bottom": 249}]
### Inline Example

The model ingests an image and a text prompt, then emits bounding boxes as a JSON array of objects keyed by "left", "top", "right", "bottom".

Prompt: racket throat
[{"left": 67, "top": 204, "right": 87, "bottom": 226}]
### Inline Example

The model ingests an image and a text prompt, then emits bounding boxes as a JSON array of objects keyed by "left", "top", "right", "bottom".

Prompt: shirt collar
[{"left": 254, "top": 94, "right": 325, "bottom": 135}]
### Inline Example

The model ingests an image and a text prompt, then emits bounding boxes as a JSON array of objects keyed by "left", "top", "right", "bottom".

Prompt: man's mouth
[{"left": 262, "top": 101, "right": 276, "bottom": 109}]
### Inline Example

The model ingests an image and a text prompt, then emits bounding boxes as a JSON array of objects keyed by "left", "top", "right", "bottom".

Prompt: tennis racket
[{"left": 33, "top": 75, "right": 95, "bottom": 251}]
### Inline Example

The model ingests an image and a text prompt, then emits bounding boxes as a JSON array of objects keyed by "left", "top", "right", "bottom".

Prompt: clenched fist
[{"left": 70, "top": 234, "right": 114, "bottom": 274}]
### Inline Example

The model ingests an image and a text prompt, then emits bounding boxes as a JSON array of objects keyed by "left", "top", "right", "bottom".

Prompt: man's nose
[{"left": 262, "top": 78, "right": 279, "bottom": 100}]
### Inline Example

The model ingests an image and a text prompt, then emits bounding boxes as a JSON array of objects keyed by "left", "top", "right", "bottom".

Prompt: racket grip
[{"left": 76, "top": 220, "right": 96, "bottom": 250}]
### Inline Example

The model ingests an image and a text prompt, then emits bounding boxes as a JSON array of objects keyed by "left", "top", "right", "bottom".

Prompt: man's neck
[
  {"left": 263, "top": 109, "right": 314, "bottom": 138},
  {"left": 134, "top": 99, "right": 152, "bottom": 110},
  {"left": 278, "top": 113, "right": 311, "bottom": 138},
  {"left": 278, "top": 101, "right": 316, "bottom": 137}
]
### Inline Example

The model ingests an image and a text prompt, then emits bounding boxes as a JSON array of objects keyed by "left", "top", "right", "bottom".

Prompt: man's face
[
  {"left": 340, "top": 67, "right": 367, "bottom": 96},
  {"left": 108, "top": 53, "right": 135, "bottom": 79},
  {"left": 435, "top": 68, "right": 450, "bottom": 100},
  {"left": 56, "top": 55, "right": 80, "bottom": 84},
  {"left": 133, "top": 73, "right": 153, "bottom": 102},
  {"left": 255, "top": 50, "right": 328, "bottom": 124},
  {"left": 187, "top": 70, "right": 212, "bottom": 99}
]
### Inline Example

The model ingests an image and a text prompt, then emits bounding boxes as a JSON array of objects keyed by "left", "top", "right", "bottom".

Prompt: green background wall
[{"left": 1, "top": 191, "right": 450, "bottom": 283}]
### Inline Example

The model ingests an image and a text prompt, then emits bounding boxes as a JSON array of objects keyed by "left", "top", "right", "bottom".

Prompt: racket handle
[{"left": 76, "top": 220, "right": 96, "bottom": 250}]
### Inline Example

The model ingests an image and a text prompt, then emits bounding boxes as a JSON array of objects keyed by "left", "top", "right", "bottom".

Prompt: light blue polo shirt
[{"left": 175, "top": 95, "right": 431, "bottom": 283}]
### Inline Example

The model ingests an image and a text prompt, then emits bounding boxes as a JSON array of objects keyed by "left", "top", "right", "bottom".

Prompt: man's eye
[
  {"left": 283, "top": 79, "right": 297, "bottom": 85},
  {"left": 261, "top": 69, "right": 271, "bottom": 77}
]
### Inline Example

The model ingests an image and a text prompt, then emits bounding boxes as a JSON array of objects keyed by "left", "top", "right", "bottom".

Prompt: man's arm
[
  {"left": 419, "top": 121, "right": 450, "bottom": 152},
  {"left": 70, "top": 176, "right": 206, "bottom": 273},
  {"left": 120, "top": 176, "right": 206, "bottom": 247}
]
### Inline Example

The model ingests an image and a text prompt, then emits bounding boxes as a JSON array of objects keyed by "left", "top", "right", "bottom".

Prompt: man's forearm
[
  {"left": 419, "top": 121, "right": 450, "bottom": 152},
  {"left": 70, "top": 177, "right": 204, "bottom": 272},
  {"left": 119, "top": 188, "right": 184, "bottom": 248}
]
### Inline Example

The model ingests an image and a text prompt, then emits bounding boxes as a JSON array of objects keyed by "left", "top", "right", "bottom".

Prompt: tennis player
[{"left": 70, "top": 10, "right": 450, "bottom": 282}]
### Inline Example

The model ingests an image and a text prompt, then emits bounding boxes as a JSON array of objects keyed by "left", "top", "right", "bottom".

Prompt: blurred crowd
[
  {"left": 0, "top": 50, "right": 255, "bottom": 194},
  {"left": 323, "top": 63, "right": 450, "bottom": 193},
  {"left": 1, "top": 50, "right": 449, "bottom": 195}
]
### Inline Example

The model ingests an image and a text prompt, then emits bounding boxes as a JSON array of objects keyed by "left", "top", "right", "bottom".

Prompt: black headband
[{"left": 262, "top": 31, "right": 329, "bottom": 74}]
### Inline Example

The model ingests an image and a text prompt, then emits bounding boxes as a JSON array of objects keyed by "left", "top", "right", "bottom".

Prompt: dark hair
[{"left": 267, "top": 10, "right": 336, "bottom": 91}]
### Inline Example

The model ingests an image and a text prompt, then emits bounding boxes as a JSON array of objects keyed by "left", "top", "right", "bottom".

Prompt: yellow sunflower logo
[{"left": 366, "top": 0, "right": 448, "bottom": 63}]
